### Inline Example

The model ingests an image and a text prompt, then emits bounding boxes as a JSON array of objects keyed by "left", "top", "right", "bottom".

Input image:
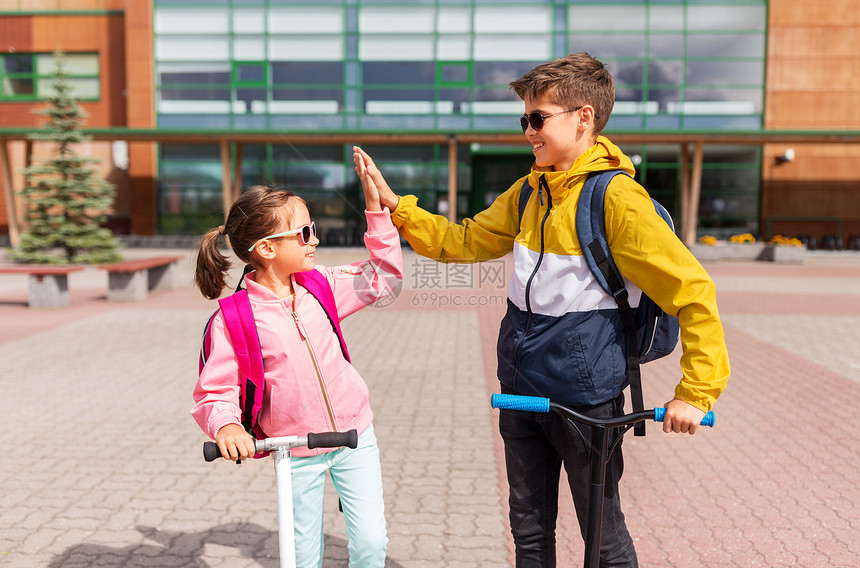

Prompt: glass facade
[{"left": 154, "top": 0, "right": 766, "bottom": 237}]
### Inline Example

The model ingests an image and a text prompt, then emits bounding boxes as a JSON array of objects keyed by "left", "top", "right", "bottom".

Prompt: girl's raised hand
[
  {"left": 353, "top": 146, "right": 399, "bottom": 211},
  {"left": 215, "top": 423, "right": 256, "bottom": 461},
  {"left": 353, "top": 146, "right": 381, "bottom": 212}
]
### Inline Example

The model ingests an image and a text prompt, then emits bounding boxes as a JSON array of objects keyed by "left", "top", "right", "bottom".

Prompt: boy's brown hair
[{"left": 510, "top": 52, "right": 614, "bottom": 136}]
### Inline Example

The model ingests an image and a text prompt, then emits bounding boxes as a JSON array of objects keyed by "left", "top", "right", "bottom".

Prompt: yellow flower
[
  {"left": 730, "top": 233, "right": 756, "bottom": 244},
  {"left": 698, "top": 235, "right": 717, "bottom": 246},
  {"left": 770, "top": 234, "right": 802, "bottom": 247}
]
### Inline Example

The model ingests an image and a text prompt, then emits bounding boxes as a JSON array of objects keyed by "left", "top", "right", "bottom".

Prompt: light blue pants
[{"left": 290, "top": 423, "right": 388, "bottom": 568}]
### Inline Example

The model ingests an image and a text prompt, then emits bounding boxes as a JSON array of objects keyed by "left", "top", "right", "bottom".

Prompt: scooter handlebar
[
  {"left": 491, "top": 392, "right": 550, "bottom": 412},
  {"left": 203, "top": 428, "right": 359, "bottom": 462},
  {"left": 203, "top": 442, "right": 222, "bottom": 462},
  {"left": 654, "top": 406, "right": 715, "bottom": 427},
  {"left": 307, "top": 429, "right": 358, "bottom": 450},
  {"left": 491, "top": 393, "right": 715, "bottom": 428}
]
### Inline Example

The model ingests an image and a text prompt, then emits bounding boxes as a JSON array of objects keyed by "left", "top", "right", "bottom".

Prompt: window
[
  {"left": 568, "top": 1, "right": 766, "bottom": 131},
  {"left": 0, "top": 53, "right": 99, "bottom": 101}
]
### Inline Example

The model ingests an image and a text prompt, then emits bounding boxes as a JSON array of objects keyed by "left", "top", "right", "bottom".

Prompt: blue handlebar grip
[
  {"left": 491, "top": 393, "right": 550, "bottom": 413},
  {"left": 653, "top": 407, "right": 715, "bottom": 427}
]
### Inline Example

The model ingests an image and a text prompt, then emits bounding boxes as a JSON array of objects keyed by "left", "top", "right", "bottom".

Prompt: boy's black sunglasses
[{"left": 520, "top": 106, "right": 583, "bottom": 133}]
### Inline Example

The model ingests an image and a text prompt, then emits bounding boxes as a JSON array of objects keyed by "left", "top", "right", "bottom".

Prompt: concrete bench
[
  {"left": 99, "top": 256, "right": 184, "bottom": 302},
  {"left": 0, "top": 265, "right": 85, "bottom": 308}
]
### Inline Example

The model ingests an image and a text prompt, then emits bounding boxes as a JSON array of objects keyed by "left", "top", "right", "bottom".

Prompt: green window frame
[
  {"left": 232, "top": 61, "right": 267, "bottom": 87},
  {"left": 437, "top": 61, "right": 471, "bottom": 87},
  {"left": 0, "top": 52, "right": 100, "bottom": 101}
]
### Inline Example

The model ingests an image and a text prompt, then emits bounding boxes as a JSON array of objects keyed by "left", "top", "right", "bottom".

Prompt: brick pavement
[{"left": 0, "top": 249, "right": 858, "bottom": 567}]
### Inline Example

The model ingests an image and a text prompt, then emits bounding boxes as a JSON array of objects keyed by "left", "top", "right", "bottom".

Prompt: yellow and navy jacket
[{"left": 391, "top": 136, "right": 729, "bottom": 412}]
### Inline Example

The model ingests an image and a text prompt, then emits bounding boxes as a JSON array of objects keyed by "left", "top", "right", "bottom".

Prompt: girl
[{"left": 192, "top": 165, "right": 402, "bottom": 567}]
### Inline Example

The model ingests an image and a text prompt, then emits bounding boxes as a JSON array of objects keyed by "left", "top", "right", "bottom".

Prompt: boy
[{"left": 353, "top": 52, "right": 730, "bottom": 567}]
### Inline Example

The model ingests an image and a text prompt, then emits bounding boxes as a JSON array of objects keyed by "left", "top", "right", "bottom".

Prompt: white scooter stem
[
  {"left": 274, "top": 447, "right": 296, "bottom": 568},
  {"left": 203, "top": 429, "right": 358, "bottom": 568}
]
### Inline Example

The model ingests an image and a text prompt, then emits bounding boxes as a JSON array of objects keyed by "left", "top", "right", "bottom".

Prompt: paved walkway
[{"left": 0, "top": 248, "right": 858, "bottom": 567}]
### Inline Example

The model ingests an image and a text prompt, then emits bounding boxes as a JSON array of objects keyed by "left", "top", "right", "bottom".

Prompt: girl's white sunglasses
[{"left": 248, "top": 222, "right": 316, "bottom": 252}]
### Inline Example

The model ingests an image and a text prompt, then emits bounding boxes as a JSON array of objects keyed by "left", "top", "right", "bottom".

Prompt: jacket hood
[{"left": 527, "top": 135, "right": 636, "bottom": 199}]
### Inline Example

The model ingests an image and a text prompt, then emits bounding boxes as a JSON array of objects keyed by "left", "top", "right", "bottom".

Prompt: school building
[{"left": 1, "top": 0, "right": 859, "bottom": 248}]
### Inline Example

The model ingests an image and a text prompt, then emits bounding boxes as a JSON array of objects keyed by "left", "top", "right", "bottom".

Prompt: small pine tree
[{"left": 12, "top": 51, "right": 122, "bottom": 264}]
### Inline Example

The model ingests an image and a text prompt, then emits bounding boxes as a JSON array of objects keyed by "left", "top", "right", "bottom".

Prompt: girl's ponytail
[{"left": 195, "top": 225, "right": 232, "bottom": 300}]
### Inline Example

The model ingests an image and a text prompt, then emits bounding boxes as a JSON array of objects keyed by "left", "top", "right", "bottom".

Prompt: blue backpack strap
[
  {"left": 576, "top": 170, "right": 648, "bottom": 435},
  {"left": 575, "top": 171, "right": 630, "bottom": 298},
  {"left": 516, "top": 178, "right": 534, "bottom": 229},
  {"left": 218, "top": 290, "right": 265, "bottom": 437},
  {"left": 294, "top": 269, "right": 351, "bottom": 363}
]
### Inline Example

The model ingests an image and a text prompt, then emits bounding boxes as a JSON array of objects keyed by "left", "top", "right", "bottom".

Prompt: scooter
[
  {"left": 203, "top": 429, "right": 358, "bottom": 568},
  {"left": 491, "top": 393, "right": 714, "bottom": 568}
]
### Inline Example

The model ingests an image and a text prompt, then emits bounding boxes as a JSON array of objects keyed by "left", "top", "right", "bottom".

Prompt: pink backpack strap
[
  {"left": 294, "top": 269, "right": 351, "bottom": 362},
  {"left": 218, "top": 290, "right": 266, "bottom": 437}
]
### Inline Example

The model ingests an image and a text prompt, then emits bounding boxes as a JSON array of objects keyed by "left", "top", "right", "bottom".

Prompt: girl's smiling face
[{"left": 271, "top": 202, "right": 319, "bottom": 274}]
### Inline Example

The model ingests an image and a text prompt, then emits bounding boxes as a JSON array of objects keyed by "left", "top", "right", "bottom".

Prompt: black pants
[{"left": 499, "top": 386, "right": 638, "bottom": 568}]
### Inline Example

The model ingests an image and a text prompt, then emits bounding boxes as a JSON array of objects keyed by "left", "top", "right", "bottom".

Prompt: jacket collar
[
  {"left": 526, "top": 136, "right": 636, "bottom": 202},
  {"left": 243, "top": 271, "right": 297, "bottom": 303}
]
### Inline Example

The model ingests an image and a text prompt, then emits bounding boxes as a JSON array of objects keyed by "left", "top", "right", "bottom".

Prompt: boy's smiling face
[{"left": 523, "top": 92, "right": 591, "bottom": 172}]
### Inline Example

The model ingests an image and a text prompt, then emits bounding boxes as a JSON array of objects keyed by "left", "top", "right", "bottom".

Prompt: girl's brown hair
[{"left": 194, "top": 185, "right": 302, "bottom": 300}]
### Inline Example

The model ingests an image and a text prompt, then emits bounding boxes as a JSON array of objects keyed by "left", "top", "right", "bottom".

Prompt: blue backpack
[{"left": 518, "top": 170, "right": 680, "bottom": 435}]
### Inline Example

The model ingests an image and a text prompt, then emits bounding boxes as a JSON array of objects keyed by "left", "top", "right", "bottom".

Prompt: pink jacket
[{"left": 192, "top": 209, "right": 403, "bottom": 457}]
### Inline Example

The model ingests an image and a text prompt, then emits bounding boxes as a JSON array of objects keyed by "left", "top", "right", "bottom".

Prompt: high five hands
[{"left": 353, "top": 146, "right": 400, "bottom": 212}]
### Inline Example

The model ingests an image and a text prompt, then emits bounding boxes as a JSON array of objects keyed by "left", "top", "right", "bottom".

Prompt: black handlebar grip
[
  {"left": 203, "top": 441, "right": 223, "bottom": 462},
  {"left": 307, "top": 429, "right": 358, "bottom": 450}
]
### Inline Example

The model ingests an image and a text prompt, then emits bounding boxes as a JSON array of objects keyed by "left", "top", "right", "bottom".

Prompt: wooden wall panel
[
  {"left": 765, "top": 0, "right": 860, "bottom": 128},
  {"left": 32, "top": 16, "right": 102, "bottom": 51},
  {"left": 762, "top": 179, "right": 860, "bottom": 244},
  {"left": 0, "top": 15, "right": 32, "bottom": 49},
  {"left": 769, "top": 27, "right": 860, "bottom": 58},
  {"left": 0, "top": 11, "right": 130, "bottom": 233},
  {"left": 0, "top": 0, "right": 125, "bottom": 8},
  {"left": 762, "top": 0, "right": 860, "bottom": 245},
  {"left": 0, "top": 0, "right": 55, "bottom": 9},
  {"left": 124, "top": 0, "right": 157, "bottom": 235},
  {"left": 26, "top": 15, "right": 127, "bottom": 128},
  {"left": 123, "top": 0, "right": 154, "bottom": 129},
  {"left": 767, "top": 93, "right": 860, "bottom": 130},
  {"left": 58, "top": 0, "right": 124, "bottom": 8},
  {"left": 764, "top": 144, "right": 860, "bottom": 182},
  {"left": 769, "top": 60, "right": 860, "bottom": 93},
  {"left": 769, "top": 0, "right": 860, "bottom": 26},
  {"left": 0, "top": 104, "right": 41, "bottom": 128},
  {"left": 101, "top": 16, "right": 128, "bottom": 126}
]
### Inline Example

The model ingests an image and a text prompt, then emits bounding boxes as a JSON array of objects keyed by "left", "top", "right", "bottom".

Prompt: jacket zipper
[
  {"left": 513, "top": 174, "right": 553, "bottom": 384},
  {"left": 291, "top": 308, "right": 339, "bottom": 431}
]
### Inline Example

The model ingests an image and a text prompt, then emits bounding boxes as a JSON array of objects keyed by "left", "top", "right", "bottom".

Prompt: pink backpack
[{"left": 199, "top": 269, "right": 350, "bottom": 452}]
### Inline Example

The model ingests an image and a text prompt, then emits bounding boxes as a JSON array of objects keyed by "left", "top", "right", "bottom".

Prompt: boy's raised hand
[
  {"left": 353, "top": 146, "right": 400, "bottom": 211},
  {"left": 353, "top": 146, "right": 381, "bottom": 212}
]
